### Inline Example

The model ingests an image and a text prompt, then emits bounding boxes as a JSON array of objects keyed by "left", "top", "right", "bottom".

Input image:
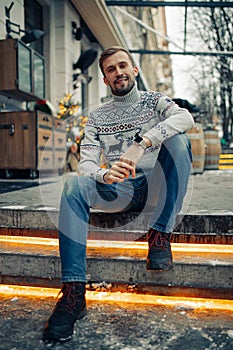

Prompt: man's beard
[{"left": 111, "top": 77, "right": 135, "bottom": 96}]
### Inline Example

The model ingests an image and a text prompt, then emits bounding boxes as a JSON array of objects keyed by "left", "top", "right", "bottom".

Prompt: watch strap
[{"left": 134, "top": 135, "right": 147, "bottom": 150}]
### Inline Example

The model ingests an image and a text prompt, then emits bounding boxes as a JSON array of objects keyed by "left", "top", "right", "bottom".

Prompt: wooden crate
[{"left": 0, "top": 111, "right": 66, "bottom": 176}]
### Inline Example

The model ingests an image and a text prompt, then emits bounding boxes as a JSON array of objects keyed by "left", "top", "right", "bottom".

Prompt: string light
[{"left": 57, "top": 93, "right": 88, "bottom": 145}]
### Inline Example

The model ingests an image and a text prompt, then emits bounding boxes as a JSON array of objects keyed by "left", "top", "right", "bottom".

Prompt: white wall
[
  {"left": 50, "top": 0, "right": 81, "bottom": 107},
  {"left": 0, "top": 1, "right": 26, "bottom": 110},
  {"left": 0, "top": 0, "right": 24, "bottom": 40},
  {"left": 87, "top": 45, "right": 108, "bottom": 112},
  {"left": 0, "top": 0, "right": 112, "bottom": 114}
]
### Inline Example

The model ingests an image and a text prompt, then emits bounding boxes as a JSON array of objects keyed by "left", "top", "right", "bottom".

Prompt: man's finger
[{"left": 117, "top": 159, "right": 135, "bottom": 169}]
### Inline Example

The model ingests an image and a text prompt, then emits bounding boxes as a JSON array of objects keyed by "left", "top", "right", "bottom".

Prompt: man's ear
[
  {"left": 134, "top": 66, "right": 139, "bottom": 77},
  {"left": 103, "top": 76, "right": 109, "bottom": 86}
]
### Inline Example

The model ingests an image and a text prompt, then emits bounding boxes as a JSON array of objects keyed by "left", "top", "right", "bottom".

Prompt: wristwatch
[{"left": 134, "top": 135, "right": 148, "bottom": 150}]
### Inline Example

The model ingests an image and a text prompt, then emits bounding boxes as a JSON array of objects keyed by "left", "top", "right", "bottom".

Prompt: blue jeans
[{"left": 59, "top": 134, "right": 192, "bottom": 283}]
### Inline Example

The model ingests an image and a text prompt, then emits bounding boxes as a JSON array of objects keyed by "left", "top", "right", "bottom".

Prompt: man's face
[{"left": 102, "top": 51, "right": 139, "bottom": 96}]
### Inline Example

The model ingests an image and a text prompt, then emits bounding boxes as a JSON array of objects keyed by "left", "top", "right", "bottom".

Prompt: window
[
  {"left": 33, "top": 51, "right": 45, "bottom": 98},
  {"left": 24, "top": 0, "right": 43, "bottom": 55},
  {"left": 18, "top": 41, "right": 32, "bottom": 93},
  {"left": 17, "top": 40, "right": 45, "bottom": 99}
]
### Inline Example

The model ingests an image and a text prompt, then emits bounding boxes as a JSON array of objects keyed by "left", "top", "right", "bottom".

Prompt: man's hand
[
  {"left": 103, "top": 160, "right": 134, "bottom": 184},
  {"left": 119, "top": 142, "right": 145, "bottom": 178},
  {"left": 103, "top": 137, "right": 151, "bottom": 184}
]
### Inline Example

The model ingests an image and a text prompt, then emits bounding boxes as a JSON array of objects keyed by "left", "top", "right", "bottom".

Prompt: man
[{"left": 43, "top": 46, "right": 194, "bottom": 343}]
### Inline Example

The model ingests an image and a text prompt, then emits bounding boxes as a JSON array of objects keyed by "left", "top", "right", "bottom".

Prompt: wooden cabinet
[
  {"left": 53, "top": 119, "right": 67, "bottom": 170},
  {"left": 0, "top": 111, "right": 66, "bottom": 177},
  {"left": 0, "top": 38, "right": 45, "bottom": 101}
]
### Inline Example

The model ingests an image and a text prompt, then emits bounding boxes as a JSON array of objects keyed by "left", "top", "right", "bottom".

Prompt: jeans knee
[
  {"left": 166, "top": 133, "right": 188, "bottom": 147},
  {"left": 165, "top": 134, "right": 192, "bottom": 160},
  {"left": 63, "top": 176, "right": 79, "bottom": 197},
  {"left": 63, "top": 175, "right": 96, "bottom": 200},
  {"left": 179, "top": 133, "right": 192, "bottom": 160}
]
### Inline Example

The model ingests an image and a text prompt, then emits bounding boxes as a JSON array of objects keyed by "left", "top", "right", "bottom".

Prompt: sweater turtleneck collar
[{"left": 112, "top": 84, "right": 141, "bottom": 104}]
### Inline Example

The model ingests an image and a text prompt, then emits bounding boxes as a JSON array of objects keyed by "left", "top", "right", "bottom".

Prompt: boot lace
[
  {"left": 147, "top": 229, "right": 170, "bottom": 251},
  {"left": 55, "top": 283, "right": 83, "bottom": 315}
]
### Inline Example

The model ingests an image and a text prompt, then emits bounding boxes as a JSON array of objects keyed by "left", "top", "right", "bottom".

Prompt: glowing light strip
[
  {"left": 88, "top": 291, "right": 233, "bottom": 312},
  {"left": 0, "top": 236, "right": 58, "bottom": 246},
  {"left": 0, "top": 236, "right": 232, "bottom": 253},
  {"left": 218, "top": 165, "right": 233, "bottom": 169},
  {"left": 219, "top": 166, "right": 233, "bottom": 169},
  {"left": 220, "top": 154, "right": 233, "bottom": 159},
  {"left": 219, "top": 159, "right": 233, "bottom": 163},
  {"left": 0, "top": 284, "right": 232, "bottom": 311}
]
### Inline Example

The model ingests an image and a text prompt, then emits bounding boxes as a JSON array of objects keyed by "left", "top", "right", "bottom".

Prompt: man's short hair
[{"left": 99, "top": 46, "right": 134, "bottom": 76}]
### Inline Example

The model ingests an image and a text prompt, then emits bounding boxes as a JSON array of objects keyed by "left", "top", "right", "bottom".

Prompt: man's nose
[{"left": 115, "top": 66, "right": 123, "bottom": 75}]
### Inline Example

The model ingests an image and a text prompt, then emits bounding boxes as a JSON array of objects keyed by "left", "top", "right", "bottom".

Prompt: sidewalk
[
  {"left": 0, "top": 292, "right": 233, "bottom": 350},
  {"left": 0, "top": 169, "right": 232, "bottom": 213}
]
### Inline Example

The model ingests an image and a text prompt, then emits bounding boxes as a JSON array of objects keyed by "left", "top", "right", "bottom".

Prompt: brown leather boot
[
  {"left": 146, "top": 228, "right": 174, "bottom": 271},
  {"left": 43, "top": 282, "right": 87, "bottom": 343}
]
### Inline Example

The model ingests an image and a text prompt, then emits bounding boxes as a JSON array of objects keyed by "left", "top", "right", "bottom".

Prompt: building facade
[{"left": 0, "top": 0, "right": 174, "bottom": 114}]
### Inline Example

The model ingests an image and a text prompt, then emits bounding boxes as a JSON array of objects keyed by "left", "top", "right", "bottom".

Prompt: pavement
[
  {"left": 0, "top": 169, "right": 232, "bottom": 350},
  {"left": 0, "top": 293, "right": 233, "bottom": 350},
  {"left": 0, "top": 169, "right": 232, "bottom": 214}
]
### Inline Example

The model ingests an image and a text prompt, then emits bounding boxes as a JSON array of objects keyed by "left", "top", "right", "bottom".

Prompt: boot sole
[
  {"left": 146, "top": 261, "right": 174, "bottom": 272},
  {"left": 43, "top": 306, "right": 87, "bottom": 344}
]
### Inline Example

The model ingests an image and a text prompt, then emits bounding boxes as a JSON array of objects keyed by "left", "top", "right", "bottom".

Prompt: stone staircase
[
  {"left": 219, "top": 154, "right": 233, "bottom": 170},
  {"left": 219, "top": 149, "right": 233, "bottom": 170},
  {"left": 0, "top": 207, "right": 232, "bottom": 300}
]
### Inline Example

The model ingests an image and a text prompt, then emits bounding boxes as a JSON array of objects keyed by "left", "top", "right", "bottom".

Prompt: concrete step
[
  {"left": 0, "top": 207, "right": 232, "bottom": 243},
  {"left": 0, "top": 236, "right": 232, "bottom": 299},
  {"left": 0, "top": 207, "right": 232, "bottom": 233},
  {"left": 1, "top": 227, "right": 232, "bottom": 245},
  {"left": 219, "top": 153, "right": 233, "bottom": 169},
  {"left": 221, "top": 149, "right": 233, "bottom": 154}
]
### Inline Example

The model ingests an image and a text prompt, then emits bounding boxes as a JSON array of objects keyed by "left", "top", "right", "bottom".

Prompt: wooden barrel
[
  {"left": 204, "top": 130, "right": 221, "bottom": 170},
  {"left": 187, "top": 123, "right": 205, "bottom": 174}
]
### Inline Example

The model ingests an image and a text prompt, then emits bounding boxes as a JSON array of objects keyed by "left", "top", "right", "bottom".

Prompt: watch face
[{"left": 134, "top": 135, "right": 143, "bottom": 143}]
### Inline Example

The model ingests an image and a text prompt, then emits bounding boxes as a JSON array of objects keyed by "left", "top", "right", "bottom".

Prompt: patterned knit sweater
[{"left": 79, "top": 84, "right": 194, "bottom": 183}]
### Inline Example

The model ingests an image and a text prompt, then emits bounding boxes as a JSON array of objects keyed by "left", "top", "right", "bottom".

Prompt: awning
[{"left": 71, "top": 0, "right": 125, "bottom": 48}]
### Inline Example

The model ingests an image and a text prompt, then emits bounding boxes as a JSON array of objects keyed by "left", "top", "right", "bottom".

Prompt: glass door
[
  {"left": 33, "top": 51, "right": 45, "bottom": 98},
  {"left": 17, "top": 41, "right": 32, "bottom": 94}
]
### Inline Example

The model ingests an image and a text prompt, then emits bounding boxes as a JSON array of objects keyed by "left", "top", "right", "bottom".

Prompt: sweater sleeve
[
  {"left": 78, "top": 124, "right": 108, "bottom": 183},
  {"left": 144, "top": 95, "right": 195, "bottom": 146}
]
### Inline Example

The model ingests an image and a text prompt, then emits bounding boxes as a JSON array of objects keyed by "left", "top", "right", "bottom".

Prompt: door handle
[{"left": 0, "top": 124, "right": 15, "bottom": 136}]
